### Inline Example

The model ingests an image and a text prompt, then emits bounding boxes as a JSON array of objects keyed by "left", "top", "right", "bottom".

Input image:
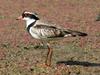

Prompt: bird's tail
[{"left": 64, "top": 29, "right": 87, "bottom": 37}]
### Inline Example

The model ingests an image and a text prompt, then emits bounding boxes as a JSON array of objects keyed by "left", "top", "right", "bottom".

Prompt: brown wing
[{"left": 34, "top": 25, "right": 66, "bottom": 38}]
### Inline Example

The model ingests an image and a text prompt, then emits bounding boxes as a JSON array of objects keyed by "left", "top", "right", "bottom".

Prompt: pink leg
[{"left": 45, "top": 43, "right": 53, "bottom": 66}]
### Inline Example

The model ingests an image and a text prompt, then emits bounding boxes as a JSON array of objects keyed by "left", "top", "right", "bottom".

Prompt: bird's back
[{"left": 30, "top": 24, "right": 68, "bottom": 39}]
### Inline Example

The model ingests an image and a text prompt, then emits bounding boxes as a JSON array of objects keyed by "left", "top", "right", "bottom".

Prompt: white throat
[{"left": 26, "top": 19, "right": 36, "bottom": 27}]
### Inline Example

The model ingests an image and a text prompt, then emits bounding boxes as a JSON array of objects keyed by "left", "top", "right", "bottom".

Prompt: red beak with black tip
[{"left": 16, "top": 16, "right": 23, "bottom": 20}]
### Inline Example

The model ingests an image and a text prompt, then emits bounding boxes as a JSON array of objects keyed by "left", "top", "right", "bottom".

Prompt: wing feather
[{"left": 34, "top": 24, "right": 64, "bottom": 38}]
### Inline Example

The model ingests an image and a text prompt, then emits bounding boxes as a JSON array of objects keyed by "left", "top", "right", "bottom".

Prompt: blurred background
[{"left": 0, "top": 0, "right": 100, "bottom": 75}]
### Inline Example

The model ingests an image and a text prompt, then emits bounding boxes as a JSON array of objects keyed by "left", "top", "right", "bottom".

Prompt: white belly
[{"left": 29, "top": 28, "right": 41, "bottom": 39}]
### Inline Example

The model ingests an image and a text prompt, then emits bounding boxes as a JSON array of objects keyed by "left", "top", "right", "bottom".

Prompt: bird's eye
[
  {"left": 22, "top": 13, "right": 25, "bottom": 17},
  {"left": 22, "top": 13, "right": 29, "bottom": 17},
  {"left": 25, "top": 14, "right": 30, "bottom": 17},
  {"left": 25, "top": 14, "right": 28, "bottom": 16}
]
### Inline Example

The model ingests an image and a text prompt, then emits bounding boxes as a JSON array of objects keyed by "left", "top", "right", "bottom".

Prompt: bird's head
[{"left": 16, "top": 11, "right": 39, "bottom": 21}]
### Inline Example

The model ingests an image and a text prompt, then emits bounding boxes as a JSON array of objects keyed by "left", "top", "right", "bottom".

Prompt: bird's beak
[{"left": 16, "top": 16, "right": 23, "bottom": 20}]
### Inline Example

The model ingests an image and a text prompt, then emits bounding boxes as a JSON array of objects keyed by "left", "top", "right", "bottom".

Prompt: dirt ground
[{"left": 0, "top": 0, "right": 100, "bottom": 75}]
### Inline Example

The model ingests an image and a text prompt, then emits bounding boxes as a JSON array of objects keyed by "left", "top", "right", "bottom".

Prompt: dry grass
[{"left": 0, "top": 0, "right": 100, "bottom": 75}]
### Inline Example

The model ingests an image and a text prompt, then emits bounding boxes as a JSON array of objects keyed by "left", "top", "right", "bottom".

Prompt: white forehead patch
[
  {"left": 24, "top": 11, "right": 38, "bottom": 15},
  {"left": 24, "top": 11, "right": 33, "bottom": 14}
]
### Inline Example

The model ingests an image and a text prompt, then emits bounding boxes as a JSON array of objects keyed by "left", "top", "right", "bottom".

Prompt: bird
[{"left": 16, "top": 11, "right": 87, "bottom": 67}]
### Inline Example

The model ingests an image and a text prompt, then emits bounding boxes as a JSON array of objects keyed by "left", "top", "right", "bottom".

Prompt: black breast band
[{"left": 27, "top": 21, "right": 36, "bottom": 33}]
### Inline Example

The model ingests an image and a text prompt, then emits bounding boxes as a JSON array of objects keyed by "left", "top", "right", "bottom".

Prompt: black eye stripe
[
  {"left": 22, "top": 12, "right": 39, "bottom": 20},
  {"left": 25, "top": 14, "right": 29, "bottom": 16},
  {"left": 22, "top": 13, "right": 31, "bottom": 17}
]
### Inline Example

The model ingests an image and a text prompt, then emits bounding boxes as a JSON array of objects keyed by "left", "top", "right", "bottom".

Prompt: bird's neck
[{"left": 26, "top": 19, "right": 36, "bottom": 28}]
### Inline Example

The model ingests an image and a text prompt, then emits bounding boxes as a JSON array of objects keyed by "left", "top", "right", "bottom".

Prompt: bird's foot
[{"left": 36, "top": 63, "right": 51, "bottom": 68}]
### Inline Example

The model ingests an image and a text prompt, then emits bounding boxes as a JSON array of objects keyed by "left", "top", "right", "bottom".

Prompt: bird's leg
[{"left": 45, "top": 43, "right": 53, "bottom": 66}]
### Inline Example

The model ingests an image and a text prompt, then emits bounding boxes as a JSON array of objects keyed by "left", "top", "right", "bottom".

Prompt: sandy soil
[{"left": 0, "top": 0, "right": 100, "bottom": 75}]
